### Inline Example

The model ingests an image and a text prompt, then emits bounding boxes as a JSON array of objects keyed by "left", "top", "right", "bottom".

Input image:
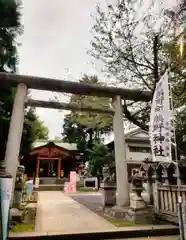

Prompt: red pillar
[
  {"left": 57, "top": 157, "right": 61, "bottom": 178},
  {"left": 36, "top": 158, "right": 40, "bottom": 178}
]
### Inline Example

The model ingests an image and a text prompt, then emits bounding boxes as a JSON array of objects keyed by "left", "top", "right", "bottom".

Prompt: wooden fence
[{"left": 154, "top": 184, "right": 186, "bottom": 223}]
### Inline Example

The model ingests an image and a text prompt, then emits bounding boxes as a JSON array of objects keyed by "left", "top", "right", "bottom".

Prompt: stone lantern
[
  {"left": 126, "top": 169, "right": 153, "bottom": 224},
  {"left": 130, "top": 174, "right": 146, "bottom": 210}
]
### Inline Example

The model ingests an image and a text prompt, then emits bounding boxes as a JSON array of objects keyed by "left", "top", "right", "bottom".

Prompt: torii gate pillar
[
  {"left": 112, "top": 95, "right": 129, "bottom": 207},
  {"left": 4, "top": 83, "right": 27, "bottom": 202}
]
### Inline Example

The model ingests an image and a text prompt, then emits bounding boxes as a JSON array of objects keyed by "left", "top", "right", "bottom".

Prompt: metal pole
[
  {"left": 178, "top": 197, "right": 185, "bottom": 240},
  {"left": 168, "top": 65, "right": 184, "bottom": 240}
]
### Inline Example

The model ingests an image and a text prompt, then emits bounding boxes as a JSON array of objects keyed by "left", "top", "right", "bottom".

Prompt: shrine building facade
[
  {"left": 106, "top": 128, "right": 151, "bottom": 178},
  {"left": 21, "top": 140, "right": 85, "bottom": 180}
]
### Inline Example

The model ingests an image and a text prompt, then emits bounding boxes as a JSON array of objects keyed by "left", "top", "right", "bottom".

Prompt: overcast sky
[
  {"left": 18, "top": 0, "right": 106, "bottom": 139},
  {"left": 18, "top": 0, "right": 177, "bottom": 139}
]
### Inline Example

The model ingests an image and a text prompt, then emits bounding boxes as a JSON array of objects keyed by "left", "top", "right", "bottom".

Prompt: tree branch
[{"left": 122, "top": 101, "right": 149, "bottom": 131}]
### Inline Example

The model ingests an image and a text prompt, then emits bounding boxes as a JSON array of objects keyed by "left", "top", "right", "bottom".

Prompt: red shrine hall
[{"left": 21, "top": 140, "right": 85, "bottom": 179}]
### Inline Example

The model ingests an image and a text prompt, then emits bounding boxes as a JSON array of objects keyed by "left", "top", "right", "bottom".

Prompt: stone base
[
  {"left": 130, "top": 192, "right": 146, "bottom": 209},
  {"left": 105, "top": 205, "right": 129, "bottom": 218},
  {"left": 126, "top": 207, "right": 154, "bottom": 224},
  {"left": 11, "top": 202, "right": 37, "bottom": 224},
  {"left": 22, "top": 203, "right": 37, "bottom": 224},
  {"left": 10, "top": 208, "right": 24, "bottom": 223},
  {"left": 100, "top": 183, "right": 116, "bottom": 206},
  {"left": 104, "top": 205, "right": 154, "bottom": 224}
]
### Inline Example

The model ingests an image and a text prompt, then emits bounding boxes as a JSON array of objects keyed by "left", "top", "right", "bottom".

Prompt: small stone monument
[{"left": 12, "top": 165, "right": 25, "bottom": 209}]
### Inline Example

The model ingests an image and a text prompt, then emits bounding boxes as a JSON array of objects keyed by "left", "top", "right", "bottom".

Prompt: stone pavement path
[{"left": 35, "top": 191, "right": 116, "bottom": 234}]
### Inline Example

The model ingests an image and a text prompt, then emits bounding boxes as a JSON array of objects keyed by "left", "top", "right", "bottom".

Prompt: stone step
[
  {"left": 37, "top": 184, "right": 64, "bottom": 191},
  {"left": 10, "top": 208, "right": 24, "bottom": 223},
  {"left": 39, "top": 177, "right": 68, "bottom": 185}
]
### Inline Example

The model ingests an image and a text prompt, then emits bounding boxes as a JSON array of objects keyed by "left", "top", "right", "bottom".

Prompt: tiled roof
[
  {"left": 32, "top": 140, "right": 77, "bottom": 151},
  {"left": 105, "top": 127, "right": 149, "bottom": 145}
]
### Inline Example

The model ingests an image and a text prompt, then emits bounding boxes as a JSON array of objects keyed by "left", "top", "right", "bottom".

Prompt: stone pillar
[
  {"left": 153, "top": 169, "right": 161, "bottom": 212},
  {"left": 112, "top": 95, "right": 129, "bottom": 207},
  {"left": 36, "top": 158, "right": 40, "bottom": 178},
  {"left": 174, "top": 165, "right": 181, "bottom": 185},
  {"left": 101, "top": 181, "right": 116, "bottom": 206},
  {"left": 4, "top": 83, "right": 27, "bottom": 203},
  {"left": 148, "top": 177, "right": 154, "bottom": 205},
  {"left": 162, "top": 168, "right": 169, "bottom": 184},
  {"left": 57, "top": 157, "right": 61, "bottom": 178}
]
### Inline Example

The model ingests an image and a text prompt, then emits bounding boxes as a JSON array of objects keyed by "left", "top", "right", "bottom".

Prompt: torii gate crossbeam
[{"left": 0, "top": 72, "right": 151, "bottom": 101}]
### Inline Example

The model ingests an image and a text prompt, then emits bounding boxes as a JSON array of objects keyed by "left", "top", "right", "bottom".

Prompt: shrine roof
[
  {"left": 32, "top": 140, "right": 77, "bottom": 151},
  {"left": 105, "top": 127, "right": 149, "bottom": 145}
]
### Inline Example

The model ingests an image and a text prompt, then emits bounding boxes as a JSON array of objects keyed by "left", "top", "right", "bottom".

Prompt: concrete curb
[{"left": 8, "top": 226, "right": 179, "bottom": 239}]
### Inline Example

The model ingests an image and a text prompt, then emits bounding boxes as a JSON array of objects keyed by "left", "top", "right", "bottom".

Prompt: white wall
[{"left": 126, "top": 142, "right": 151, "bottom": 162}]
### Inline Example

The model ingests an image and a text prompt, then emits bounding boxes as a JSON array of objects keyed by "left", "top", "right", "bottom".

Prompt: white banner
[{"left": 149, "top": 71, "right": 172, "bottom": 162}]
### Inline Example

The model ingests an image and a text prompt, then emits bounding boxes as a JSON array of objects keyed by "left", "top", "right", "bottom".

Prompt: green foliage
[
  {"left": 0, "top": 0, "right": 22, "bottom": 28},
  {"left": 10, "top": 223, "right": 34, "bottom": 233},
  {"left": 62, "top": 113, "right": 87, "bottom": 152},
  {"left": 175, "top": 107, "right": 186, "bottom": 157},
  {"left": 34, "top": 120, "right": 49, "bottom": 140},
  {"left": 0, "top": 0, "right": 22, "bottom": 161},
  {"left": 0, "top": 0, "right": 49, "bottom": 160},
  {"left": 62, "top": 75, "right": 112, "bottom": 152},
  {"left": 21, "top": 108, "right": 49, "bottom": 154},
  {"left": 87, "top": 143, "right": 110, "bottom": 176},
  {"left": 70, "top": 75, "right": 112, "bottom": 133},
  {"left": 0, "top": 0, "right": 22, "bottom": 72}
]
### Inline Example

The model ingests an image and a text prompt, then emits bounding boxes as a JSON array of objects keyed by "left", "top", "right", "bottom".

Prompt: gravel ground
[
  {"left": 71, "top": 193, "right": 179, "bottom": 240},
  {"left": 71, "top": 193, "right": 105, "bottom": 217}
]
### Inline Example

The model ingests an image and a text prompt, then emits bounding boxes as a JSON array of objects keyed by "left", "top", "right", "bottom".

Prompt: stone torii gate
[{"left": 0, "top": 72, "right": 151, "bottom": 207}]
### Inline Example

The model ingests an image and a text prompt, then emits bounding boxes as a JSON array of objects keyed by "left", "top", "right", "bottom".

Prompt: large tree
[
  {"left": 20, "top": 108, "right": 49, "bottom": 155},
  {"left": 0, "top": 0, "right": 49, "bottom": 161},
  {"left": 87, "top": 143, "right": 111, "bottom": 177},
  {"left": 0, "top": 0, "right": 22, "bottom": 161},
  {"left": 90, "top": 0, "right": 186, "bottom": 156},
  {"left": 62, "top": 75, "right": 112, "bottom": 151},
  {"left": 0, "top": 0, "right": 22, "bottom": 72},
  {"left": 0, "top": 0, "right": 21, "bottom": 28},
  {"left": 62, "top": 113, "right": 87, "bottom": 152},
  {"left": 91, "top": 0, "right": 185, "bottom": 125}
]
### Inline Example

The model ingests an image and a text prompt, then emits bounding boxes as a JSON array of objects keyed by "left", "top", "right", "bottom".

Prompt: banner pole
[
  {"left": 168, "top": 65, "right": 184, "bottom": 240},
  {"left": 167, "top": 67, "right": 181, "bottom": 187}
]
